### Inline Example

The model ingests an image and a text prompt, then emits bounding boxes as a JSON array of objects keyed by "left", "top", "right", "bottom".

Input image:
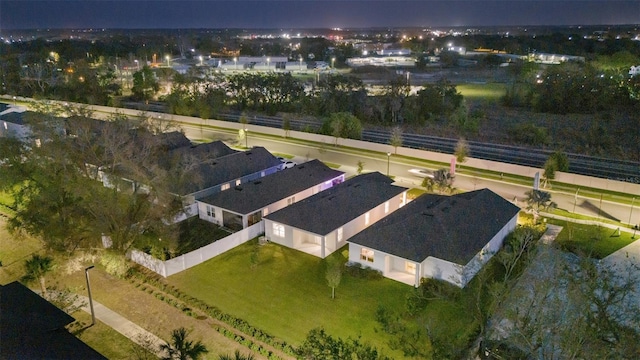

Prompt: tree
[
  {"left": 356, "top": 160, "right": 365, "bottom": 175},
  {"left": 282, "top": 115, "right": 291, "bottom": 138},
  {"left": 542, "top": 151, "right": 569, "bottom": 188},
  {"left": 325, "top": 257, "right": 342, "bottom": 299},
  {"left": 160, "top": 327, "right": 208, "bottom": 360},
  {"left": 132, "top": 65, "right": 159, "bottom": 103},
  {"left": 422, "top": 169, "right": 455, "bottom": 194},
  {"left": 454, "top": 138, "right": 469, "bottom": 170},
  {"left": 21, "top": 254, "right": 54, "bottom": 299},
  {"left": 389, "top": 126, "right": 403, "bottom": 154},
  {"left": 320, "top": 112, "right": 362, "bottom": 141},
  {"left": 525, "top": 189, "right": 557, "bottom": 222},
  {"left": 218, "top": 350, "right": 255, "bottom": 360},
  {"left": 296, "top": 328, "right": 391, "bottom": 360}
]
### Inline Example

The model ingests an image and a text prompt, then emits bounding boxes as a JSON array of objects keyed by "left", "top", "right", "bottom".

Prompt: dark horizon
[{"left": 1, "top": 1, "right": 639, "bottom": 31}]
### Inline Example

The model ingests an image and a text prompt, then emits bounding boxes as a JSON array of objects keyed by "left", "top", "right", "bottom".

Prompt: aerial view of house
[
  {"left": 196, "top": 159, "right": 345, "bottom": 230},
  {"left": 347, "top": 188, "right": 521, "bottom": 287},
  {"left": 263, "top": 172, "right": 408, "bottom": 258}
]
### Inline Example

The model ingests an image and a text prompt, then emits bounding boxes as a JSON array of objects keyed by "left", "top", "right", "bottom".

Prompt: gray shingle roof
[
  {"left": 264, "top": 172, "right": 407, "bottom": 235},
  {"left": 199, "top": 160, "right": 344, "bottom": 214},
  {"left": 1, "top": 281, "right": 107, "bottom": 360},
  {"left": 0, "top": 111, "right": 25, "bottom": 125},
  {"left": 348, "top": 189, "right": 521, "bottom": 264},
  {"left": 172, "top": 146, "right": 281, "bottom": 195}
]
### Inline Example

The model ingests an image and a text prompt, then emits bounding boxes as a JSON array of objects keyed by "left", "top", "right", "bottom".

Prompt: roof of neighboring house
[
  {"left": 163, "top": 140, "right": 237, "bottom": 168},
  {"left": 0, "top": 111, "right": 26, "bottom": 125},
  {"left": 199, "top": 160, "right": 344, "bottom": 214},
  {"left": 0, "top": 281, "right": 107, "bottom": 360},
  {"left": 265, "top": 172, "right": 407, "bottom": 235},
  {"left": 348, "top": 189, "right": 521, "bottom": 264},
  {"left": 172, "top": 146, "right": 281, "bottom": 196}
]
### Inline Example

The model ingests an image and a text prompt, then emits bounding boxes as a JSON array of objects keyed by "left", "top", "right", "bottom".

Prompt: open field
[
  {"left": 549, "top": 219, "right": 637, "bottom": 259},
  {"left": 457, "top": 83, "right": 507, "bottom": 102}
]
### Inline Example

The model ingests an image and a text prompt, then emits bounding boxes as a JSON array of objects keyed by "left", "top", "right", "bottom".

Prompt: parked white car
[{"left": 280, "top": 159, "right": 296, "bottom": 170}]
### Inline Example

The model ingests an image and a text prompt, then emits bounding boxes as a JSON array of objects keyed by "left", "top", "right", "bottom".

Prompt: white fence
[{"left": 129, "top": 221, "right": 265, "bottom": 277}]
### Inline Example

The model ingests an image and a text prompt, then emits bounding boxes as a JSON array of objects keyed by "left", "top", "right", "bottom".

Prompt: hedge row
[{"left": 127, "top": 270, "right": 295, "bottom": 356}]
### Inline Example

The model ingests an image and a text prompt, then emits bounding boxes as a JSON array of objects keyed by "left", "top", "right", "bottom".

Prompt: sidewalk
[{"left": 75, "top": 295, "right": 166, "bottom": 357}]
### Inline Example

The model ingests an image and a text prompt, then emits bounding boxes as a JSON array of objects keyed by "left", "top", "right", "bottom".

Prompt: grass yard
[
  {"left": 0, "top": 218, "right": 44, "bottom": 284},
  {"left": 457, "top": 83, "right": 507, "bottom": 102},
  {"left": 168, "top": 241, "right": 411, "bottom": 358},
  {"left": 71, "top": 311, "right": 154, "bottom": 360},
  {"left": 549, "top": 219, "right": 637, "bottom": 259}
]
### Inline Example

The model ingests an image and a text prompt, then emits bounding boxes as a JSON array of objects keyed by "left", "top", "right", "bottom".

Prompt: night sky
[{"left": 0, "top": 1, "right": 638, "bottom": 30}]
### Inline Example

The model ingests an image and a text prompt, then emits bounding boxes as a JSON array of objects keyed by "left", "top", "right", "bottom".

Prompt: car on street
[
  {"left": 408, "top": 168, "right": 434, "bottom": 178},
  {"left": 279, "top": 159, "right": 296, "bottom": 170}
]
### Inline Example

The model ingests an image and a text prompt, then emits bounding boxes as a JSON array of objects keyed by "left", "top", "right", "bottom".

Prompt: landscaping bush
[{"left": 344, "top": 262, "right": 384, "bottom": 280}]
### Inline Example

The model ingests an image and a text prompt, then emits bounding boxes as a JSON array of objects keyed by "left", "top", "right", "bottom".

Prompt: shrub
[{"left": 100, "top": 251, "right": 130, "bottom": 278}]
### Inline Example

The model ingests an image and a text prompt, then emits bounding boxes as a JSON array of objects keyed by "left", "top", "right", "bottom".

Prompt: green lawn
[
  {"left": 457, "top": 83, "right": 507, "bottom": 102},
  {"left": 167, "top": 241, "right": 411, "bottom": 357},
  {"left": 0, "top": 218, "right": 44, "bottom": 284},
  {"left": 549, "top": 219, "right": 637, "bottom": 259},
  {"left": 71, "top": 311, "right": 154, "bottom": 360}
]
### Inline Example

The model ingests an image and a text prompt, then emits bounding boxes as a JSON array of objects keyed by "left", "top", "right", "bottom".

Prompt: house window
[
  {"left": 236, "top": 179, "right": 241, "bottom": 186},
  {"left": 206, "top": 205, "right": 215, "bottom": 218},
  {"left": 405, "top": 261, "right": 416, "bottom": 275},
  {"left": 384, "top": 201, "right": 390, "bottom": 214},
  {"left": 272, "top": 223, "right": 285, "bottom": 238},
  {"left": 221, "top": 183, "right": 231, "bottom": 191},
  {"left": 287, "top": 196, "right": 296, "bottom": 206},
  {"left": 337, "top": 227, "right": 343, "bottom": 243},
  {"left": 365, "top": 212, "right": 370, "bottom": 225},
  {"left": 3, "top": 122, "right": 6, "bottom": 130},
  {"left": 261, "top": 171, "right": 266, "bottom": 177},
  {"left": 360, "top": 248, "right": 374, "bottom": 262}
]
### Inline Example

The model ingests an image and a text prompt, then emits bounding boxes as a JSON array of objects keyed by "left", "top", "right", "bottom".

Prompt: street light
[
  {"left": 266, "top": 57, "right": 270, "bottom": 70},
  {"left": 84, "top": 265, "right": 96, "bottom": 326},
  {"left": 199, "top": 56, "right": 203, "bottom": 66},
  {"left": 244, "top": 128, "right": 249, "bottom": 148},
  {"left": 386, "top": 152, "right": 391, "bottom": 176},
  {"left": 299, "top": 56, "right": 303, "bottom": 71},
  {"left": 233, "top": 57, "right": 237, "bottom": 70},
  {"left": 134, "top": 59, "right": 139, "bottom": 70},
  {"left": 629, "top": 197, "right": 636, "bottom": 225},
  {"left": 165, "top": 55, "right": 170, "bottom": 67},
  {"left": 331, "top": 57, "right": 336, "bottom": 69}
]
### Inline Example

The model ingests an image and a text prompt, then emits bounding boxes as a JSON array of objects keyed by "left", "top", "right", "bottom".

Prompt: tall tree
[
  {"left": 160, "top": 327, "right": 208, "bottom": 360},
  {"left": 21, "top": 254, "right": 54, "bottom": 299},
  {"left": 132, "top": 65, "right": 159, "bottom": 103},
  {"left": 454, "top": 138, "right": 469, "bottom": 171}
]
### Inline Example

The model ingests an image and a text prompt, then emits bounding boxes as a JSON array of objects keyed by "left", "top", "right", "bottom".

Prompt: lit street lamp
[
  {"left": 233, "top": 57, "right": 237, "bottom": 70},
  {"left": 386, "top": 152, "right": 391, "bottom": 176},
  {"left": 199, "top": 55, "right": 204, "bottom": 66},
  {"left": 266, "top": 57, "right": 270, "bottom": 70},
  {"left": 134, "top": 59, "right": 139, "bottom": 70},
  {"left": 331, "top": 57, "right": 336, "bottom": 69},
  {"left": 84, "top": 265, "right": 96, "bottom": 326},
  {"left": 299, "top": 56, "right": 303, "bottom": 71},
  {"left": 165, "top": 55, "right": 171, "bottom": 67},
  {"left": 244, "top": 128, "right": 249, "bottom": 148}
]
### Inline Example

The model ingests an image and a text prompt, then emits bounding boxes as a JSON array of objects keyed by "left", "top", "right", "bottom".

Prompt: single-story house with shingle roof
[
  {"left": 264, "top": 172, "right": 408, "bottom": 258},
  {"left": 197, "top": 159, "right": 345, "bottom": 231},
  {"left": 347, "top": 188, "right": 520, "bottom": 287},
  {"left": 174, "top": 146, "right": 282, "bottom": 204}
]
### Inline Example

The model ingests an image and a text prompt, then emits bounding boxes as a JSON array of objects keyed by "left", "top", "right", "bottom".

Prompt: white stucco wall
[{"left": 422, "top": 257, "right": 465, "bottom": 286}]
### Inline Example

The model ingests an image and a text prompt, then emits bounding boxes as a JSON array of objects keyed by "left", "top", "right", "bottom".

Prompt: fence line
[{"left": 129, "top": 221, "right": 265, "bottom": 277}]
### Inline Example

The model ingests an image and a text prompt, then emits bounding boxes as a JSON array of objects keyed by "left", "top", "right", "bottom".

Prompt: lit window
[
  {"left": 384, "top": 201, "right": 389, "bottom": 214},
  {"left": 365, "top": 212, "right": 370, "bottom": 225},
  {"left": 337, "top": 227, "right": 343, "bottom": 242},
  {"left": 236, "top": 179, "right": 241, "bottom": 186},
  {"left": 3, "top": 122, "right": 6, "bottom": 130},
  {"left": 273, "top": 223, "right": 285, "bottom": 237},
  {"left": 360, "top": 248, "right": 374, "bottom": 262},
  {"left": 405, "top": 262, "right": 416, "bottom": 275},
  {"left": 221, "top": 183, "right": 231, "bottom": 191}
]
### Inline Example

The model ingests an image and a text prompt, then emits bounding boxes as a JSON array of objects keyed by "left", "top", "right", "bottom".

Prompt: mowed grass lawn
[
  {"left": 457, "top": 83, "right": 507, "bottom": 102},
  {"left": 168, "top": 241, "right": 410, "bottom": 357},
  {"left": 550, "top": 219, "right": 637, "bottom": 259}
]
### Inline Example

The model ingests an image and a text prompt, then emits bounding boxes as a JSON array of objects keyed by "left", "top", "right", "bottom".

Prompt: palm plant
[
  {"left": 218, "top": 350, "right": 256, "bottom": 360},
  {"left": 21, "top": 254, "right": 54, "bottom": 299},
  {"left": 525, "top": 189, "right": 557, "bottom": 222},
  {"left": 160, "top": 327, "right": 208, "bottom": 360}
]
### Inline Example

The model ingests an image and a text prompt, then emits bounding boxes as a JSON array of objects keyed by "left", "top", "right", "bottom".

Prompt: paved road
[{"left": 180, "top": 124, "right": 639, "bottom": 225}]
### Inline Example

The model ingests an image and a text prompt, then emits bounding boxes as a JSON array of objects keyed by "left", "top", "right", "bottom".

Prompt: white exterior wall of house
[
  {"left": 348, "top": 212, "right": 519, "bottom": 287},
  {"left": 276, "top": 190, "right": 406, "bottom": 258},
  {"left": 0, "top": 121, "right": 30, "bottom": 139},
  {"left": 264, "top": 218, "right": 296, "bottom": 248}
]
